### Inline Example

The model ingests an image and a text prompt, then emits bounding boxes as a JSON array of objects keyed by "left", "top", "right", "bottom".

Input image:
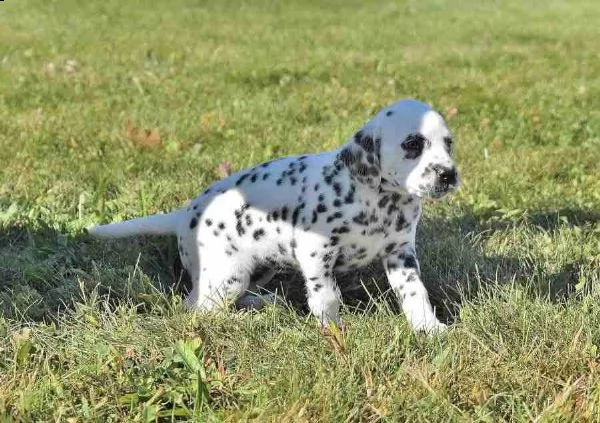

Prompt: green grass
[{"left": 1, "top": 0, "right": 600, "bottom": 420}]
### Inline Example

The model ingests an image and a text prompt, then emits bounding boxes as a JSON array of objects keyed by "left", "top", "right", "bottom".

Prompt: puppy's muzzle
[
  {"left": 432, "top": 165, "right": 459, "bottom": 196},
  {"left": 436, "top": 166, "right": 458, "bottom": 187}
]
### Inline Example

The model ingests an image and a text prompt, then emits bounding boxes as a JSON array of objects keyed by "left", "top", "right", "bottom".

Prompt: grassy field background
[{"left": 1, "top": 0, "right": 600, "bottom": 420}]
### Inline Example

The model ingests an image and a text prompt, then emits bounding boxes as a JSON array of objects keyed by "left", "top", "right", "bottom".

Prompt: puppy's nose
[{"left": 437, "top": 167, "right": 458, "bottom": 186}]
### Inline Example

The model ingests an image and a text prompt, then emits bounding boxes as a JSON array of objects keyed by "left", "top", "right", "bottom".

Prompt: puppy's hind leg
[
  {"left": 191, "top": 254, "right": 253, "bottom": 312},
  {"left": 177, "top": 235, "right": 204, "bottom": 309}
]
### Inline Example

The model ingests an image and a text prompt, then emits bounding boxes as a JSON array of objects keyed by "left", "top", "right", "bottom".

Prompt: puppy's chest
[
  {"left": 333, "top": 193, "right": 419, "bottom": 268},
  {"left": 345, "top": 192, "right": 417, "bottom": 236}
]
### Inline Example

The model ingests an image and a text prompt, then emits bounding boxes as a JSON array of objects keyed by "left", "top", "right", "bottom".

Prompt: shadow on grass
[
  {"left": 0, "top": 224, "right": 183, "bottom": 321},
  {"left": 1, "top": 207, "right": 598, "bottom": 323},
  {"left": 254, "top": 206, "right": 599, "bottom": 324}
]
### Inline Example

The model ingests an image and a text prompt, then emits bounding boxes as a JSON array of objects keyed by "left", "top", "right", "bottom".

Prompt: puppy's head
[{"left": 371, "top": 99, "right": 459, "bottom": 199}]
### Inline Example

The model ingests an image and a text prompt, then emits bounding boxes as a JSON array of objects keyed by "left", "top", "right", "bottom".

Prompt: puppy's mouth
[
  {"left": 419, "top": 183, "right": 458, "bottom": 200},
  {"left": 381, "top": 179, "right": 459, "bottom": 199}
]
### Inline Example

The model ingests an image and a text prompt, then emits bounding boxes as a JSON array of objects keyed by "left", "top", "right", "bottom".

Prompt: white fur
[{"left": 88, "top": 99, "right": 459, "bottom": 333}]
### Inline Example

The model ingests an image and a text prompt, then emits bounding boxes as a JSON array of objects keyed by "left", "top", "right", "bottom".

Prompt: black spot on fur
[
  {"left": 281, "top": 206, "right": 288, "bottom": 221},
  {"left": 236, "top": 221, "right": 245, "bottom": 236},
  {"left": 276, "top": 178, "right": 283, "bottom": 185},
  {"left": 250, "top": 174, "right": 258, "bottom": 183},
  {"left": 236, "top": 174, "right": 249, "bottom": 186},
  {"left": 314, "top": 183, "right": 320, "bottom": 191},
  {"left": 245, "top": 215, "right": 253, "bottom": 226},
  {"left": 309, "top": 276, "right": 318, "bottom": 281},
  {"left": 318, "top": 194, "right": 325, "bottom": 202},
  {"left": 378, "top": 196, "right": 390, "bottom": 209},
  {"left": 253, "top": 229, "right": 265, "bottom": 240},
  {"left": 290, "top": 177, "right": 297, "bottom": 185},
  {"left": 189, "top": 217, "right": 198, "bottom": 229},
  {"left": 385, "top": 242, "right": 397, "bottom": 253},
  {"left": 329, "top": 236, "right": 340, "bottom": 246},
  {"left": 395, "top": 213, "right": 408, "bottom": 232},
  {"left": 272, "top": 210, "right": 279, "bottom": 221},
  {"left": 292, "top": 204, "right": 304, "bottom": 226},
  {"left": 263, "top": 173, "right": 270, "bottom": 180},
  {"left": 205, "top": 219, "right": 213, "bottom": 226},
  {"left": 332, "top": 182, "right": 342, "bottom": 196},
  {"left": 234, "top": 203, "right": 250, "bottom": 218},
  {"left": 354, "top": 131, "right": 375, "bottom": 153},
  {"left": 338, "top": 147, "right": 355, "bottom": 166},
  {"left": 312, "top": 210, "right": 318, "bottom": 224},
  {"left": 369, "top": 212, "right": 378, "bottom": 223},
  {"left": 333, "top": 199, "right": 342, "bottom": 207},
  {"left": 313, "top": 283, "right": 322, "bottom": 292},
  {"left": 278, "top": 243, "right": 287, "bottom": 254},
  {"left": 402, "top": 255, "right": 418, "bottom": 269},
  {"left": 316, "top": 203, "right": 327, "bottom": 213},
  {"left": 332, "top": 225, "right": 350, "bottom": 234},
  {"left": 386, "top": 110, "right": 393, "bottom": 116},
  {"left": 352, "top": 212, "right": 368, "bottom": 226},
  {"left": 326, "top": 211, "right": 343, "bottom": 223},
  {"left": 218, "top": 222, "right": 226, "bottom": 230},
  {"left": 333, "top": 255, "right": 345, "bottom": 268}
]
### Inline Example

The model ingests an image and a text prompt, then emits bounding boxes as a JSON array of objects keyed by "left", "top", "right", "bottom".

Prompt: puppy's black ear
[{"left": 336, "top": 129, "right": 381, "bottom": 189}]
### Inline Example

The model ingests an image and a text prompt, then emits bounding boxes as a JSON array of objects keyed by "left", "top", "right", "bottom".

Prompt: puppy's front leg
[
  {"left": 297, "top": 249, "right": 342, "bottom": 327},
  {"left": 382, "top": 245, "right": 446, "bottom": 333}
]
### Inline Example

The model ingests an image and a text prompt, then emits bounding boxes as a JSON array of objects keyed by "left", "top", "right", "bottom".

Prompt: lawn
[{"left": 1, "top": 0, "right": 600, "bottom": 420}]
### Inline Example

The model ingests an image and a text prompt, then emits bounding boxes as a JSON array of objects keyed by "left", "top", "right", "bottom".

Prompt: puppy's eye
[
  {"left": 444, "top": 137, "right": 453, "bottom": 148},
  {"left": 402, "top": 134, "right": 425, "bottom": 151}
]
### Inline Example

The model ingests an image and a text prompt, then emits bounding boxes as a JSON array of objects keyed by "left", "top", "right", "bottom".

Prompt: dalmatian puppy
[{"left": 88, "top": 99, "right": 459, "bottom": 333}]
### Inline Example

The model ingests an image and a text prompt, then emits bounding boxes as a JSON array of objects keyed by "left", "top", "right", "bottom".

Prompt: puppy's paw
[{"left": 411, "top": 318, "right": 448, "bottom": 335}]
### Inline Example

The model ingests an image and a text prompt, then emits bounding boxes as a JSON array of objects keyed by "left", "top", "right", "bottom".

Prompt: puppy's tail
[{"left": 87, "top": 210, "right": 183, "bottom": 238}]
